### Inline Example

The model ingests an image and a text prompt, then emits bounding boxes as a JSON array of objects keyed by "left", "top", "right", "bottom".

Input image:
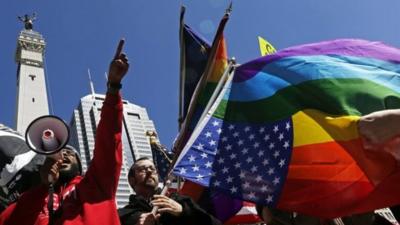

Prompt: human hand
[
  {"left": 135, "top": 212, "right": 159, "bottom": 225},
  {"left": 151, "top": 194, "right": 183, "bottom": 217},
  {"left": 40, "top": 157, "right": 62, "bottom": 186},
  {"left": 358, "top": 109, "right": 400, "bottom": 149},
  {"left": 108, "top": 39, "right": 129, "bottom": 84}
]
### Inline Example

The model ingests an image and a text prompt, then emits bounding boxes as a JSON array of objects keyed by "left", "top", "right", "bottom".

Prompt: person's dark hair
[
  {"left": 64, "top": 145, "right": 82, "bottom": 175},
  {"left": 127, "top": 157, "right": 152, "bottom": 178}
]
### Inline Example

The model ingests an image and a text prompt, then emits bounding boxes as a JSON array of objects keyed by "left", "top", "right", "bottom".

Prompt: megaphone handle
[
  {"left": 48, "top": 173, "right": 54, "bottom": 184},
  {"left": 47, "top": 183, "right": 55, "bottom": 225}
]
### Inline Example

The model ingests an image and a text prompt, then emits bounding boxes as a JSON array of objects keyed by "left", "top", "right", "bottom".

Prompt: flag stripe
[
  {"left": 230, "top": 55, "right": 400, "bottom": 101},
  {"left": 235, "top": 39, "right": 400, "bottom": 82},
  {"left": 179, "top": 180, "right": 205, "bottom": 201},
  {"left": 197, "top": 35, "right": 228, "bottom": 108},
  {"left": 209, "top": 54, "right": 228, "bottom": 82},
  {"left": 197, "top": 83, "right": 218, "bottom": 106},
  {"left": 278, "top": 179, "right": 374, "bottom": 218},
  {"left": 290, "top": 141, "right": 368, "bottom": 182},
  {"left": 215, "top": 78, "right": 400, "bottom": 123},
  {"left": 291, "top": 138, "right": 398, "bottom": 185},
  {"left": 293, "top": 109, "right": 359, "bottom": 146},
  {"left": 224, "top": 214, "right": 261, "bottom": 225},
  {"left": 196, "top": 49, "right": 228, "bottom": 106},
  {"left": 224, "top": 202, "right": 262, "bottom": 225},
  {"left": 279, "top": 170, "right": 400, "bottom": 218}
]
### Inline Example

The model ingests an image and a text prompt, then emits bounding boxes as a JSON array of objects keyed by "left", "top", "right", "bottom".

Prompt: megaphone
[{"left": 25, "top": 115, "right": 70, "bottom": 155}]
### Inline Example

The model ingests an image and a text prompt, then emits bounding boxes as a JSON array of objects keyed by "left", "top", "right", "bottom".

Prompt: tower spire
[{"left": 88, "top": 69, "right": 96, "bottom": 97}]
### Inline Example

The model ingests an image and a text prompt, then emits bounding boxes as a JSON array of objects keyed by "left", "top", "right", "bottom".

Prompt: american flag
[
  {"left": 224, "top": 202, "right": 262, "bottom": 225},
  {"left": 173, "top": 116, "right": 293, "bottom": 206},
  {"left": 151, "top": 143, "right": 172, "bottom": 181}
]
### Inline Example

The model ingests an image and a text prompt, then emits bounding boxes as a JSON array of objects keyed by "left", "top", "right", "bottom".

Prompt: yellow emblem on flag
[{"left": 258, "top": 36, "right": 276, "bottom": 56}]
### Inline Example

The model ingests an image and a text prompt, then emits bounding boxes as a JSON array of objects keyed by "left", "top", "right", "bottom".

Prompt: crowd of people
[
  {"left": 0, "top": 39, "right": 399, "bottom": 225},
  {"left": 0, "top": 39, "right": 223, "bottom": 225}
]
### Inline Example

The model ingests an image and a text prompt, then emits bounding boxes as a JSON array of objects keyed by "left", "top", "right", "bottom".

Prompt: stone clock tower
[{"left": 15, "top": 14, "right": 49, "bottom": 134}]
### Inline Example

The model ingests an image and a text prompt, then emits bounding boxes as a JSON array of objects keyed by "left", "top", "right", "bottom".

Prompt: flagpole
[
  {"left": 174, "top": 60, "right": 235, "bottom": 192},
  {"left": 173, "top": 59, "right": 236, "bottom": 165},
  {"left": 178, "top": 5, "right": 186, "bottom": 131},
  {"left": 194, "top": 58, "right": 235, "bottom": 131},
  {"left": 88, "top": 69, "right": 96, "bottom": 99},
  {"left": 151, "top": 3, "right": 233, "bottom": 214},
  {"left": 168, "top": 3, "right": 231, "bottom": 194},
  {"left": 173, "top": 7, "right": 230, "bottom": 159},
  {"left": 151, "top": 61, "right": 236, "bottom": 216}
]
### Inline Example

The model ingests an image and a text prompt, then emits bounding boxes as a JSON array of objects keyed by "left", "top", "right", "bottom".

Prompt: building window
[
  {"left": 127, "top": 112, "right": 140, "bottom": 119},
  {"left": 32, "top": 98, "right": 35, "bottom": 102}
]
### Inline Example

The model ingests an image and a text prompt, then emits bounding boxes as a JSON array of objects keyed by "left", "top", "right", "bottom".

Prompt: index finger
[
  {"left": 153, "top": 195, "right": 168, "bottom": 199},
  {"left": 114, "top": 39, "right": 125, "bottom": 59}
]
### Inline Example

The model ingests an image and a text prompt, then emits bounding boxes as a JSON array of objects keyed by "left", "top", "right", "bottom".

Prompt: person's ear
[{"left": 128, "top": 174, "right": 136, "bottom": 188}]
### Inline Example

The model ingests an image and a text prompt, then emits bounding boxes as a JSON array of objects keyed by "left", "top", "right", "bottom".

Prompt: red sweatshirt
[{"left": 0, "top": 93, "right": 123, "bottom": 225}]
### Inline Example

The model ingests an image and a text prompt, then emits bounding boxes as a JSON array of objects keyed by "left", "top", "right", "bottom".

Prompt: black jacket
[{"left": 118, "top": 193, "right": 222, "bottom": 225}]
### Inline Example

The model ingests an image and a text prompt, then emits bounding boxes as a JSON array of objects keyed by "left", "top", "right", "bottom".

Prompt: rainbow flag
[
  {"left": 183, "top": 30, "right": 228, "bottom": 133},
  {"left": 188, "top": 34, "right": 228, "bottom": 129},
  {"left": 173, "top": 39, "right": 400, "bottom": 218}
]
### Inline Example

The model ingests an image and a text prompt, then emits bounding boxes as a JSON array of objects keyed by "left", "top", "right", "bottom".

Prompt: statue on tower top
[{"left": 18, "top": 13, "right": 36, "bottom": 30}]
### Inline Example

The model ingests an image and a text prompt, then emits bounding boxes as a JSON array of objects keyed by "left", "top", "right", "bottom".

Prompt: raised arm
[
  {"left": 82, "top": 39, "right": 129, "bottom": 198},
  {"left": 358, "top": 109, "right": 400, "bottom": 149}
]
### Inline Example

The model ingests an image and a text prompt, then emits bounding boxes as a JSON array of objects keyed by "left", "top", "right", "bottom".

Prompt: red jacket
[{"left": 0, "top": 93, "right": 123, "bottom": 225}]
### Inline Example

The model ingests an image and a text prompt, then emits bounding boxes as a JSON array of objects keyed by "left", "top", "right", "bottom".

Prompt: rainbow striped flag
[
  {"left": 183, "top": 27, "right": 228, "bottom": 133},
  {"left": 173, "top": 39, "right": 400, "bottom": 218}
]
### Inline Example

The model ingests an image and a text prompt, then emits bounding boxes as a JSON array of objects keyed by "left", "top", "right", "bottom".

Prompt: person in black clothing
[{"left": 118, "top": 157, "right": 222, "bottom": 225}]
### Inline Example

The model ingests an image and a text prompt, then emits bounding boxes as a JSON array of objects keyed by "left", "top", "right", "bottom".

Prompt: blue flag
[{"left": 179, "top": 7, "right": 210, "bottom": 125}]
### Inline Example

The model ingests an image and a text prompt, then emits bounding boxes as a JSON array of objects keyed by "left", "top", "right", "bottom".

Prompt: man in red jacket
[{"left": 0, "top": 39, "right": 129, "bottom": 225}]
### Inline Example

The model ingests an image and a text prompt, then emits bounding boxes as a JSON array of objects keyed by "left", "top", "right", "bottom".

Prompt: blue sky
[{"left": 1, "top": 0, "right": 400, "bottom": 148}]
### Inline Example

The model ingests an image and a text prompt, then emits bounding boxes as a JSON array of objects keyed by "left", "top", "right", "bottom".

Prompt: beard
[
  {"left": 58, "top": 163, "right": 80, "bottom": 184},
  {"left": 143, "top": 175, "right": 158, "bottom": 189}
]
